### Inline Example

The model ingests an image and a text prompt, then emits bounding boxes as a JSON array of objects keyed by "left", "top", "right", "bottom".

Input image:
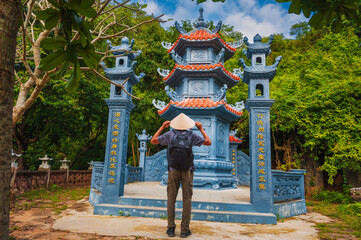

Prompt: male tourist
[{"left": 151, "top": 113, "right": 211, "bottom": 238}]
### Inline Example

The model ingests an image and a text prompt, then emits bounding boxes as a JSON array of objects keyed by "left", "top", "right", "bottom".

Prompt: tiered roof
[
  {"left": 243, "top": 34, "right": 273, "bottom": 59},
  {"left": 103, "top": 37, "right": 144, "bottom": 84},
  {"left": 161, "top": 63, "right": 240, "bottom": 88},
  {"left": 158, "top": 98, "right": 243, "bottom": 120},
  {"left": 162, "top": 8, "right": 242, "bottom": 61}
]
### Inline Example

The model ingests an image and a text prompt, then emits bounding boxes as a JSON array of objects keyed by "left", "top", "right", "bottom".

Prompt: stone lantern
[
  {"left": 59, "top": 157, "right": 70, "bottom": 170},
  {"left": 39, "top": 154, "right": 52, "bottom": 170}
]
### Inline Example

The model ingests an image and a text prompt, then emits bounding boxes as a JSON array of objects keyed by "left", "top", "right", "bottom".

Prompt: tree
[
  {"left": 0, "top": 0, "right": 21, "bottom": 237},
  {"left": 1, "top": 0, "right": 163, "bottom": 237},
  {"left": 275, "top": 0, "right": 361, "bottom": 33}
]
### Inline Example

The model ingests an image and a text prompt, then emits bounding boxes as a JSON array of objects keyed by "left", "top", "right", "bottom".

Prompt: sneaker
[
  {"left": 166, "top": 227, "right": 176, "bottom": 237},
  {"left": 180, "top": 230, "right": 192, "bottom": 238}
]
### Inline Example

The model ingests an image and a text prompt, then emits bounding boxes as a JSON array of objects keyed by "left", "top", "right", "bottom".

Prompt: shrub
[{"left": 312, "top": 190, "right": 353, "bottom": 204}]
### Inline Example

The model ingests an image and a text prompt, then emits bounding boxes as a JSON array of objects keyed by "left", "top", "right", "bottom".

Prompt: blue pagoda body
[{"left": 154, "top": 8, "right": 244, "bottom": 189}]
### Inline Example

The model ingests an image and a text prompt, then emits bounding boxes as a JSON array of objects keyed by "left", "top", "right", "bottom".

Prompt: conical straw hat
[{"left": 170, "top": 113, "right": 195, "bottom": 130}]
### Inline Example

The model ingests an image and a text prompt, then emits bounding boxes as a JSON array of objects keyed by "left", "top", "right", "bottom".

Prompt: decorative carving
[
  {"left": 175, "top": 21, "right": 187, "bottom": 34},
  {"left": 214, "top": 48, "right": 225, "bottom": 64},
  {"left": 170, "top": 50, "right": 183, "bottom": 64},
  {"left": 229, "top": 129, "right": 237, "bottom": 136},
  {"left": 126, "top": 165, "right": 142, "bottom": 183},
  {"left": 217, "top": 123, "right": 225, "bottom": 156},
  {"left": 274, "top": 184, "right": 301, "bottom": 197},
  {"left": 212, "top": 21, "right": 222, "bottom": 34},
  {"left": 193, "top": 7, "right": 209, "bottom": 28},
  {"left": 228, "top": 101, "right": 245, "bottom": 111},
  {"left": 152, "top": 99, "right": 166, "bottom": 110},
  {"left": 165, "top": 86, "right": 182, "bottom": 101},
  {"left": 232, "top": 68, "right": 243, "bottom": 78},
  {"left": 192, "top": 119, "right": 211, "bottom": 127},
  {"left": 227, "top": 40, "right": 243, "bottom": 49},
  {"left": 191, "top": 50, "right": 208, "bottom": 62},
  {"left": 130, "top": 61, "right": 137, "bottom": 70},
  {"left": 190, "top": 81, "right": 207, "bottom": 94},
  {"left": 237, "top": 151, "right": 250, "bottom": 186},
  {"left": 161, "top": 41, "right": 173, "bottom": 50},
  {"left": 136, "top": 129, "right": 152, "bottom": 142},
  {"left": 213, "top": 84, "right": 227, "bottom": 101},
  {"left": 157, "top": 68, "right": 170, "bottom": 77},
  {"left": 144, "top": 149, "right": 167, "bottom": 181},
  {"left": 271, "top": 56, "right": 282, "bottom": 68},
  {"left": 239, "top": 58, "right": 249, "bottom": 69}
]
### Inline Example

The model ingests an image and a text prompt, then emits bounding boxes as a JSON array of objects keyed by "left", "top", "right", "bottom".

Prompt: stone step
[
  {"left": 94, "top": 203, "right": 277, "bottom": 224},
  {"left": 117, "top": 197, "right": 254, "bottom": 212}
]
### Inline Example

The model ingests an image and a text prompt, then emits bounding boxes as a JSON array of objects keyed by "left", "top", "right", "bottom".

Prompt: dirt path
[{"left": 10, "top": 195, "right": 334, "bottom": 240}]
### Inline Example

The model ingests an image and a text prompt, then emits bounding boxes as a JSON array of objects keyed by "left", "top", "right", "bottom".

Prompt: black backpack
[{"left": 167, "top": 130, "right": 194, "bottom": 170}]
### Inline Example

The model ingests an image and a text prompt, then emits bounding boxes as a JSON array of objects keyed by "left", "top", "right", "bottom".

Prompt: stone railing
[
  {"left": 125, "top": 165, "right": 142, "bottom": 184},
  {"left": 90, "top": 162, "right": 104, "bottom": 192},
  {"left": 12, "top": 169, "right": 92, "bottom": 193},
  {"left": 272, "top": 169, "right": 306, "bottom": 203}
]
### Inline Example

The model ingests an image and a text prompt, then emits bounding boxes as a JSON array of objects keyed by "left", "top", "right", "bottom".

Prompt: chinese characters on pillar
[
  {"left": 108, "top": 111, "right": 121, "bottom": 184},
  {"left": 232, "top": 149, "right": 236, "bottom": 175},
  {"left": 256, "top": 113, "right": 266, "bottom": 191}
]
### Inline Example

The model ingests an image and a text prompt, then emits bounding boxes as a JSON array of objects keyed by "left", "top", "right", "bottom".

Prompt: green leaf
[
  {"left": 72, "top": 11, "right": 83, "bottom": 26},
  {"left": 196, "top": 0, "right": 207, "bottom": 4},
  {"left": 38, "top": 50, "right": 67, "bottom": 71},
  {"left": 289, "top": 0, "right": 302, "bottom": 15},
  {"left": 275, "top": 0, "right": 292, "bottom": 2},
  {"left": 77, "top": 48, "right": 100, "bottom": 69},
  {"left": 65, "top": 61, "right": 82, "bottom": 92},
  {"left": 141, "top": 4, "right": 148, "bottom": 9},
  {"left": 77, "top": 8, "right": 97, "bottom": 18},
  {"left": 66, "top": 44, "right": 78, "bottom": 63},
  {"left": 79, "top": 31, "right": 87, "bottom": 48},
  {"left": 41, "top": 37, "right": 67, "bottom": 50},
  {"left": 80, "top": 0, "right": 94, "bottom": 9},
  {"left": 45, "top": 13, "right": 59, "bottom": 30},
  {"left": 331, "top": 18, "right": 343, "bottom": 33},
  {"left": 309, "top": 12, "right": 325, "bottom": 29},
  {"left": 303, "top": 6, "right": 311, "bottom": 18},
  {"left": 51, "top": 61, "right": 70, "bottom": 79},
  {"left": 37, "top": 9, "right": 59, "bottom": 21}
]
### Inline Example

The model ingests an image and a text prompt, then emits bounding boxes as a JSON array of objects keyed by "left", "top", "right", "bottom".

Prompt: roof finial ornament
[{"left": 194, "top": 7, "right": 209, "bottom": 28}]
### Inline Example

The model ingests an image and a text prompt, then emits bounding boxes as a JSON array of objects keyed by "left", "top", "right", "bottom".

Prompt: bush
[
  {"left": 337, "top": 203, "right": 361, "bottom": 216},
  {"left": 312, "top": 190, "right": 353, "bottom": 204}
]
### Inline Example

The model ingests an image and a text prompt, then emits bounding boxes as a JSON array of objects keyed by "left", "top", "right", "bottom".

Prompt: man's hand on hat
[
  {"left": 195, "top": 122, "right": 203, "bottom": 130},
  {"left": 161, "top": 121, "right": 171, "bottom": 129}
]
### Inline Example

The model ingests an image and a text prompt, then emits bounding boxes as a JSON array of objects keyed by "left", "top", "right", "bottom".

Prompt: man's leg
[
  {"left": 180, "top": 170, "right": 193, "bottom": 233},
  {"left": 167, "top": 170, "right": 181, "bottom": 230}
]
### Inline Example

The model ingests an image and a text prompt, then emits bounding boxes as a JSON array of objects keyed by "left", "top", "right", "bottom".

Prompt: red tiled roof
[
  {"left": 158, "top": 98, "right": 243, "bottom": 116},
  {"left": 163, "top": 63, "right": 240, "bottom": 82},
  {"left": 167, "top": 30, "right": 237, "bottom": 53},
  {"left": 229, "top": 135, "right": 242, "bottom": 143}
]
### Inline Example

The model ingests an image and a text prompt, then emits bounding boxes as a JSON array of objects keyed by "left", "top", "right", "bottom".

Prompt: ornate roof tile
[
  {"left": 163, "top": 63, "right": 240, "bottom": 82},
  {"left": 158, "top": 98, "right": 243, "bottom": 117},
  {"left": 229, "top": 135, "right": 242, "bottom": 143}
]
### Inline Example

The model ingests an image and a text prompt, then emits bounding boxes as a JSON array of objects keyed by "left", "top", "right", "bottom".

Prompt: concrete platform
[{"left": 124, "top": 181, "right": 250, "bottom": 203}]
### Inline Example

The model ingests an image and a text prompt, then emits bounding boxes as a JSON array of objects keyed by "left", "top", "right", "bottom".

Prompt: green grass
[
  {"left": 308, "top": 191, "right": 361, "bottom": 239},
  {"left": 15, "top": 184, "right": 89, "bottom": 215}
]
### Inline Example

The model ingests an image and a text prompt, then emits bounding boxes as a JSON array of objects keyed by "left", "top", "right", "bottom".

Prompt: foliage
[
  {"left": 312, "top": 190, "right": 353, "bottom": 204},
  {"left": 277, "top": 0, "right": 361, "bottom": 33},
  {"left": 269, "top": 26, "right": 361, "bottom": 184}
]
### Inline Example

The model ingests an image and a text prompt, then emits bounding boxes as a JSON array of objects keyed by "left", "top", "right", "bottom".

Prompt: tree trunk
[{"left": 0, "top": 0, "right": 20, "bottom": 238}]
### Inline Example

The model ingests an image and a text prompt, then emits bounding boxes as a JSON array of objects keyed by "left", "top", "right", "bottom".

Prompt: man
[{"left": 151, "top": 113, "right": 211, "bottom": 238}]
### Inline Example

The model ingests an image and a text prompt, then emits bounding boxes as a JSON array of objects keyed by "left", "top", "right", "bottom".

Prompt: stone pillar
[
  {"left": 136, "top": 129, "right": 152, "bottom": 181},
  {"left": 101, "top": 102, "right": 134, "bottom": 203},
  {"left": 246, "top": 100, "right": 274, "bottom": 212}
]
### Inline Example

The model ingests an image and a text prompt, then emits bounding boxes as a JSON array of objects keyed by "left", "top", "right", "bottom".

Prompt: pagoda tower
[
  {"left": 154, "top": 8, "right": 244, "bottom": 189},
  {"left": 100, "top": 37, "right": 145, "bottom": 203},
  {"left": 240, "top": 34, "right": 282, "bottom": 212}
]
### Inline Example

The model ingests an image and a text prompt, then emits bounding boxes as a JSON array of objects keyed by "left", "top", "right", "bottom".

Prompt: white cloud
[{"left": 136, "top": 0, "right": 307, "bottom": 38}]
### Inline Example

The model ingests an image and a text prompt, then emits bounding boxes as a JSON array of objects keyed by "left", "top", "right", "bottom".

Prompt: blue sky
[{"left": 136, "top": 0, "right": 307, "bottom": 38}]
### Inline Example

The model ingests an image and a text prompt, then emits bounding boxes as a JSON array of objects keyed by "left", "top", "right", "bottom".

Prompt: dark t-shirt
[{"left": 158, "top": 130, "right": 205, "bottom": 171}]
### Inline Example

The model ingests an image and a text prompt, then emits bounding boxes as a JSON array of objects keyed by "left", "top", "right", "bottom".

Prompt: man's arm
[
  {"left": 150, "top": 121, "right": 171, "bottom": 145},
  {"left": 195, "top": 122, "right": 212, "bottom": 146}
]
